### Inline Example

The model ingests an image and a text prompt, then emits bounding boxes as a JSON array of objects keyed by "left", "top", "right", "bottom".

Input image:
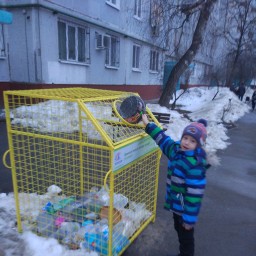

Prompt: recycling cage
[{"left": 3, "top": 87, "right": 162, "bottom": 255}]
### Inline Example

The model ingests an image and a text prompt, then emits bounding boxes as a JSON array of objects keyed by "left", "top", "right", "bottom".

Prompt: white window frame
[
  {"left": 150, "top": 49, "right": 159, "bottom": 72},
  {"left": 0, "top": 25, "right": 6, "bottom": 58},
  {"left": 132, "top": 44, "right": 141, "bottom": 70},
  {"left": 104, "top": 34, "right": 120, "bottom": 68},
  {"left": 134, "top": 0, "right": 142, "bottom": 19},
  {"left": 58, "top": 20, "right": 90, "bottom": 64},
  {"left": 105, "top": 0, "right": 120, "bottom": 10}
]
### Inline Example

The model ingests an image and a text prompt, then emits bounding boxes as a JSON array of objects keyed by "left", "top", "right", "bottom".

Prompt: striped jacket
[{"left": 145, "top": 122, "right": 209, "bottom": 225}]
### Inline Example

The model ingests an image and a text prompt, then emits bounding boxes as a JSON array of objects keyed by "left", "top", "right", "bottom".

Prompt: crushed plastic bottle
[
  {"left": 55, "top": 213, "right": 65, "bottom": 228},
  {"left": 52, "top": 196, "right": 76, "bottom": 211},
  {"left": 82, "top": 219, "right": 94, "bottom": 227},
  {"left": 83, "top": 221, "right": 98, "bottom": 251},
  {"left": 85, "top": 199, "right": 104, "bottom": 214},
  {"left": 42, "top": 201, "right": 56, "bottom": 214},
  {"left": 94, "top": 229, "right": 129, "bottom": 256},
  {"left": 61, "top": 200, "right": 87, "bottom": 222},
  {"left": 36, "top": 212, "right": 57, "bottom": 236},
  {"left": 95, "top": 218, "right": 109, "bottom": 240},
  {"left": 92, "top": 219, "right": 129, "bottom": 256},
  {"left": 61, "top": 200, "right": 83, "bottom": 214},
  {"left": 54, "top": 221, "right": 81, "bottom": 243}
]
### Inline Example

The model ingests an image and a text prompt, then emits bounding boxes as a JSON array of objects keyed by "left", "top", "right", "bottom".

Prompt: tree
[
  {"left": 223, "top": 0, "right": 256, "bottom": 88},
  {"left": 225, "top": 50, "right": 256, "bottom": 87},
  {"left": 158, "top": 0, "right": 217, "bottom": 108}
]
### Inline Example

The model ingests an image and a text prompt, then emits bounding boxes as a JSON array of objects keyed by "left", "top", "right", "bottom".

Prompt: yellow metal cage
[{"left": 3, "top": 87, "right": 162, "bottom": 255}]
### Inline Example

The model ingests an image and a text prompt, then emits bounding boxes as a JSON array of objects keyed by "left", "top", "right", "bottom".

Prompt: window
[
  {"left": 132, "top": 44, "right": 141, "bottom": 69},
  {"left": 58, "top": 20, "right": 90, "bottom": 64},
  {"left": 106, "top": 0, "right": 120, "bottom": 9},
  {"left": 134, "top": 0, "right": 142, "bottom": 18},
  {"left": 104, "top": 35, "right": 120, "bottom": 68},
  {"left": 0, "top": 25, "right": 5, "bottom": 58},
  {"left": 150, "top": 50, "right": 159, "bottom": 72}
]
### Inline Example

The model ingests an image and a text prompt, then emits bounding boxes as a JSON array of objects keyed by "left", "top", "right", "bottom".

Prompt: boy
[{"left": 142, "top": 114, "right": 210, "bottom": 256}]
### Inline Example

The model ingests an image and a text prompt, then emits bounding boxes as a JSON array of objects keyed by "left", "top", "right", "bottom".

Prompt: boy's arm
[{"left": 142, "top": 114, "right": 176, "bottom": 158}]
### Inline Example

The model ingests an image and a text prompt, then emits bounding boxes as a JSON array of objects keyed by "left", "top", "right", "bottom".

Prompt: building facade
[{"left": 0, "top": 0, "right": 216, "bottom": 105}]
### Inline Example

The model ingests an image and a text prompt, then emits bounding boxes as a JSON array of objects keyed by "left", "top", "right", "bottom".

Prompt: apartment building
[{"left": 0, "top": 0, "right": 216, "bottom": 105}]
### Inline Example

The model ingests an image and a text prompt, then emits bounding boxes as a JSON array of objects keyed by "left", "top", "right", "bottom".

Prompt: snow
[
  {"left": 0, "top": 86, "right": 253, "bottom": 256},
  {"left": 148, "top": 87, "right": 251, "bottom": 165}
]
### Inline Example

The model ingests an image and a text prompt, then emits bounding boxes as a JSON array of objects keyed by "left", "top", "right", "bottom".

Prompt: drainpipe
[
  {"left": 7, "top": 43, "right": 11, "bottom": 80},
  {"left": 36, "top": 0, "right": 42, "bottom": 82},
  {"left": 23, "top": 8, "right": 30, "bottom": 82}
]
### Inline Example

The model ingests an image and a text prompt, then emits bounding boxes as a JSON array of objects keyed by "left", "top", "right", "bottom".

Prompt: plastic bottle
[
  {"left": 36, "top": 212, "right": 57, "bottom": 236},
  {"left": 54, "top": 221, "right": 80, "bottom": 243},
  {"left": 52, "top": 196, "right": 76, "bottom": 211},
  {"left": 83, "top": 222, "right": 97, "bottom": 251},
  {"left": 61, "top": 200, "right": 83, "bottom": 214},
  {"left": 95, "top": 218, "right": 109, "bottom": 240},
  {"left": 94, "top": 222, "right": 129, "bottom": 256}
]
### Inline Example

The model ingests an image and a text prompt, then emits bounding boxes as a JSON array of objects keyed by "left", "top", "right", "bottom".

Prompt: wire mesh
[
  {"left": 7, "top": 89, "right": 158, "bottom": 145},
  {"left": 4, "top": 87, "right": 161, "bottom": 255}
]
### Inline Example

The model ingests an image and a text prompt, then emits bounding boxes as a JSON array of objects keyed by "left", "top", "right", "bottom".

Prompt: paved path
[
  {"left": 0, "top": 112, "right": 256, "bottom": 255},
  {"left": 0, "top": 121, "right": 13, "bottom": 193}
]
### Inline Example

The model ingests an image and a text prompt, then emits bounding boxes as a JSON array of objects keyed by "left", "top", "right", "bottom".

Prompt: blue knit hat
[{"left": 182, "top": 119, "right": 208, "bottom": 147}]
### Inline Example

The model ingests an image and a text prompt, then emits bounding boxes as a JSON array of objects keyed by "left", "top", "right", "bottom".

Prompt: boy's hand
[
  {"left": 142, "top": 114, "right": 149, "bottom": 126},
  {"left": 182, "top": 223, "right": 193, "bottom": 230}
]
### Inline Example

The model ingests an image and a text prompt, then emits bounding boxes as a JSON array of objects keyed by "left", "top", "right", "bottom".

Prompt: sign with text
[{"left": 113, "top": 136, "right": 158, "bottom": 171}]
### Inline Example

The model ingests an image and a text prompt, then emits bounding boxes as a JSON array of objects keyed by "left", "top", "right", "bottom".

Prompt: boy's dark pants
[{"left": 173, "top": 213, "right": 194, "bottom": 256}]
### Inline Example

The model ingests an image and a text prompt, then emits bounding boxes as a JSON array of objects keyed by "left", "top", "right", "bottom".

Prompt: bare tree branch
[{"left": 159, "top": 0, "right": 218, "bottom": 108}]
